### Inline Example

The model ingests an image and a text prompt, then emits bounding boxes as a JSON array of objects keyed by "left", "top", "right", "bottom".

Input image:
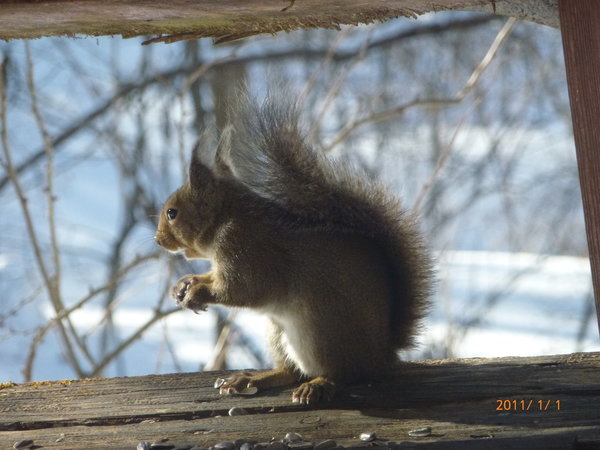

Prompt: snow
[{"left": 416, "top": 251, "right": 598, "bottom": 359}]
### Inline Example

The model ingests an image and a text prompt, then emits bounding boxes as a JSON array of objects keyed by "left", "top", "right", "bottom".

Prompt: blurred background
[{"left": 0, "top": 11, "right": 598, "bottom": 383}]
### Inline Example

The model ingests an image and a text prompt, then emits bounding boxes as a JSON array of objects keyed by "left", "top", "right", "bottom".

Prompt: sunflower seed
[
  {"left": 228, "top": 407, "right": 248, "bottom": 416},
  {"left": 359, "top": 432, "right": 376, "bottom": 442},
  {"left": 314, "top": 440, "right": 336, "bottom": 449},
  {"left": 237, "top": 386, "right": 258, "bottom": 395},
  {"left": 408, "top": 426, "right": 432, "bottom": 437},
  {"left": 283, "top": 432, "right": 303, "bottom": 443}
]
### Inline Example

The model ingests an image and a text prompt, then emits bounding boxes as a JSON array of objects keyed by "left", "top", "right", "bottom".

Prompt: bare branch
[
  {"left": 22, "top": 251, "right": 160, "bottom": 380},
  {"left": 0, "top": 15, "right": 502, "bottom": 193},
  {"left": 88, "top": 306, "right": 179, "bottom": 378},
  {"left": 323, "top": 18, "right": 517, "bottom": 153},
  {"left": 203, "top": 311, "right": 237, "bottom": 371},
  {"left": 307, "top": 29, "right": 372, "bottom": 145}
]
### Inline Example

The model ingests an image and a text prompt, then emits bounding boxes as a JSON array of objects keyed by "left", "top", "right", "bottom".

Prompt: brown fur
[{"left": 155, "top": 93, "right": 433, "bottom": 404}]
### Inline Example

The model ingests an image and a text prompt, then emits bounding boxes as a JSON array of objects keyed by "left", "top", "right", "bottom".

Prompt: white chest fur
[{"left": 266, "top": 308, "right": 321, "bottom": 377}]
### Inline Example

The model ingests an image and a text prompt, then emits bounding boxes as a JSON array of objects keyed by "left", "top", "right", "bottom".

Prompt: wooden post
[{"left": 559, "top": 0, "right": 600, "bottom": 335}]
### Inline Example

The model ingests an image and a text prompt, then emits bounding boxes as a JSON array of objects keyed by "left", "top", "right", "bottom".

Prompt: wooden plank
[
  {"left": 559, "top": 0, "right": 600, "bottom": 335},
  {"left": 1, "top": 353, "right": 599, "bottom": 449},
  {"left": 0, "top": 1, "right": 559, "bottom": 43}
]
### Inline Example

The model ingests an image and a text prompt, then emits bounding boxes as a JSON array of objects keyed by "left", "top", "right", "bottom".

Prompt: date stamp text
[{"left": 496, "top": 399, "right": 561, "bottom": 412}]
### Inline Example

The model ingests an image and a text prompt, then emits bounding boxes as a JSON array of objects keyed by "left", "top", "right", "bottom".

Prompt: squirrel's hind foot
[
  {"left": 215, "top": 368, "right": 298, "bottom": 396},
  {"left": 214, "top": 370, "right": 335, "bottom": 404},
  {"left": 292, "top": 377, "right": 335, "bottom": 405}
]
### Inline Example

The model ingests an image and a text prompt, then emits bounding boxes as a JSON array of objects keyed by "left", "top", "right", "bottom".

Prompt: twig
[
  {"left": 412, "top": 18, "right": 516, "bottom": 213},
  {"left": 308, "top": 29, "right": 373, "bottom": 146},
  {"left": 28, "top": 41, "right": 105, "bottom": 374},
  {"left": 203, "top": 311, "right": 237, "bottom": 371},
  {"left": 299, "top": 26, "right": 352, "bottom": 105},
  {"left": 25, "top": 42, "right": 94, "bottom": 367},
  {"left": 22, "top": 252, "right": 159, "bottom": 380},
  {"left": 89, "top": 307, "right": 179, "bottom": 377},
  {"left": 0, "top": 16, "right": 502, "bottom": 193},
  {"left": 324, "top": 99, "right": 461, "bottom": 152},
  {"left": 25, "top": 41, "right": 60, "bottom": 294},
  {"left": 2, "top": 47, "right": 85, "bottom": 378},
  {"left": 182, "top": 49, "right": 243, "bottom": 93},
  {"left": 323, "top": 18, "right": 517, "bottom": 153}
]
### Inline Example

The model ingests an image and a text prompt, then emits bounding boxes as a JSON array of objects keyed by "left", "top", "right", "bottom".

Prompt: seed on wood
[
  {"left": 237, "top": 386, "right": 258, "bottom": 395},
  {"left": 236, "top": 439, "right": 258, "bottom": 450},
  {"left": 137, "top": 441, "right": 151, "bottom": 450},
  {"left": 149, "top": 444, "right": 175, "bottom": 450},
  {"left": 300, "top": 415, "right": 321, "bottom": 424},
  {"left": 228, "top": 406, "right": 248, "bottom": 416},
  {"left": 283, "top": 432, "right": 303, "bottom": 443},
  {"left": 288, "top": 442, "right": 313, "bottom": 449},
  {"left": 13, "top": 440, "right": 33, "bottom": 449},
  {"left": 470, "top": 432, "right": 494, "bottom": 439},
  {"left": 408, "top": 426, "right": 432, "bottom": 437},
  {"left": 359, "top": 432, "right": 376, "bottom": 442},
  {"left": 314, "top": 440, "right": 335, "bottom": 450},
  {"left": 253, "top": 443, "right": 271, "bottom": 450},
  {"left": 213, "top": 442, "right": 235, "bottom": 450},
  {"left": 214, "top": 378, "right": 226, "bottom": 388},
  {"left": 314, "top": 440, "right": 337, "bottom": 449}
]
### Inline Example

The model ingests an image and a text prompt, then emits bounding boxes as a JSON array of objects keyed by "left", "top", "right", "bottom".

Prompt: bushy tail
[{"left": 222, "top": 93, "right": 433, "bottom": 349}]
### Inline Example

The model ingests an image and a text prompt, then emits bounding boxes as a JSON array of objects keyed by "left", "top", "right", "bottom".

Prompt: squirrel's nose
[{"left": 154, "top": 234, "right": 163, "bottom": 246}]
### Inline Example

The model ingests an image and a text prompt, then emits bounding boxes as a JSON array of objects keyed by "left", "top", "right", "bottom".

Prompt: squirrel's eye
[{"left": 166, "top": 208, "right": 178, "bottom": 220}]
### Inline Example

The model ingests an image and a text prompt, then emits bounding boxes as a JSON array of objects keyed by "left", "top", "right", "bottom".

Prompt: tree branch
[{"left": 323, "top": 18, "right": 517, "bottom": 153}]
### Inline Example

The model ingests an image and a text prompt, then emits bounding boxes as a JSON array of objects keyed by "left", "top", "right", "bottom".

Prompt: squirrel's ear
[
  {"left": 214, "top": 124, "right": 235, "bottom": 177},
  {"left": 188, "top": 143, "right": 214, "bottom": 191}
]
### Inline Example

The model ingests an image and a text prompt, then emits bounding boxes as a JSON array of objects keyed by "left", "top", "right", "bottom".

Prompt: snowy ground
[{"left": 417, "top": 251, "right": 598, "bottom": 358}]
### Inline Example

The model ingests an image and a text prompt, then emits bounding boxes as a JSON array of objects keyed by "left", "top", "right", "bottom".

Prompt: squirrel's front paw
[{"left": 171, "top": 275, "right": 209, "bottom": 312}]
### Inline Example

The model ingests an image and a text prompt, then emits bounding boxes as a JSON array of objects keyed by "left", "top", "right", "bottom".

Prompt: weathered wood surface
[
  {"left": 0, "top": 0, "right": 558, "bottom": 44},
  {"left": 559, "top": 0, "right": 600, "bottom": 336},
  {"left": 1, "top": 352, "right": 599, "bottom": 449}
]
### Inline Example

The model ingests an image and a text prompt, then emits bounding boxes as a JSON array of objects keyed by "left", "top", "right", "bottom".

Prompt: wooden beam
[
  {"left": 1, "top": 353, "right": 599, "bottom": 449},
  {"left": 0, "top": 0, "right": 558, "bottom": 44},
  {"left": 559, "top": 0, "right": 600, "bottom": 335}
]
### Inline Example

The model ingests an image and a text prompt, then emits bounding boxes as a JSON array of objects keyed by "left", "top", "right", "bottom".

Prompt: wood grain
[
  {"left": 559, "top": 0, "right": 600, "bottom": 334},
  {"left": 1, "top": 353, "right": 599, "bottom": 448},
  {"left": 0, "top": 1, "right": 558, "bottom": 43}
]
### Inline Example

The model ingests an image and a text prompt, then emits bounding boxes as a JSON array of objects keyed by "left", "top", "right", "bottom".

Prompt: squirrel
[{"left": 154, "top": 91, "right": 432, "bottom": 404}]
